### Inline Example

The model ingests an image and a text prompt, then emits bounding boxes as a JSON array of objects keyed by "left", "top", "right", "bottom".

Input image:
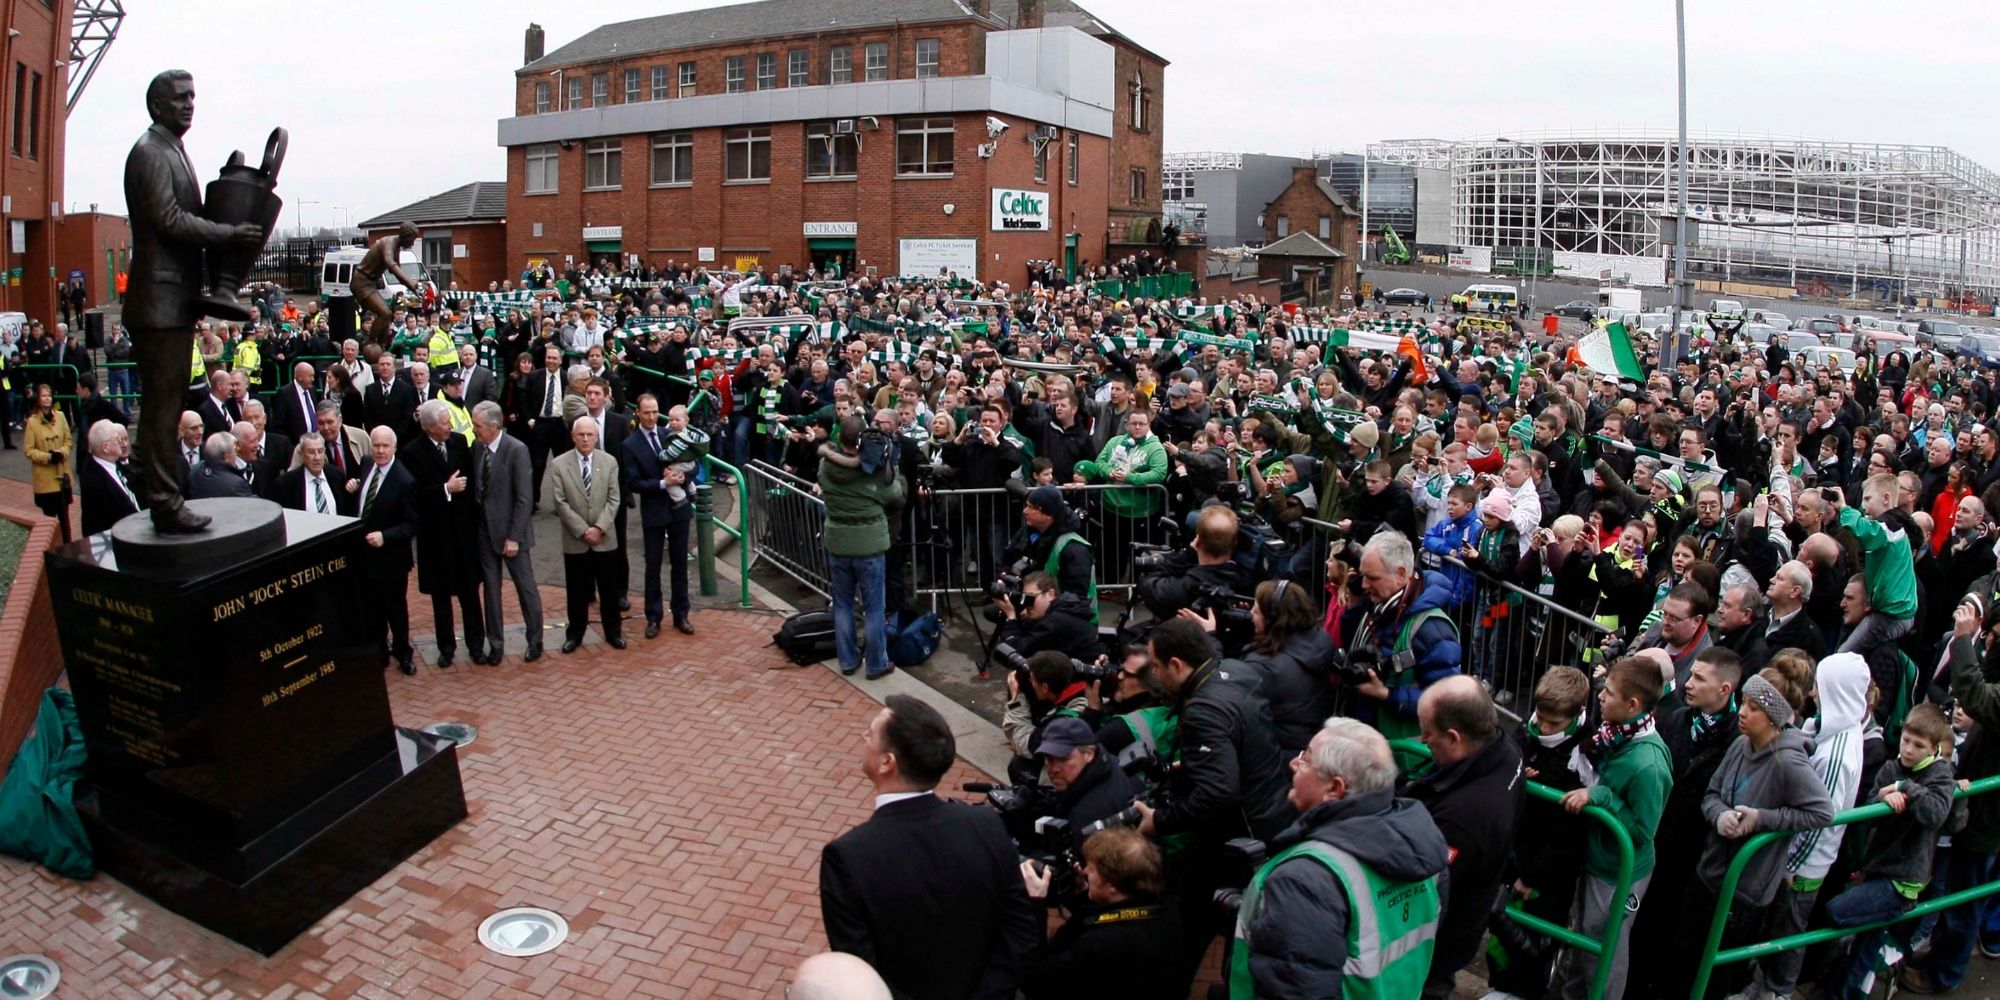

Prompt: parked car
[
  {"left": 1751, "top": 311, "right": 1794, "bottom": 330},
  {"left": 1804, "top": 317, "right": 1845, "bottom": 338},
  {"left": 1785, "top": 332, "right": 1825, "bottom": 352},
  {"left": 1742, "top": 323, "right": 1778, "bottom": 345},
  {"left": 1552, "top": 299, "right": 1597, "bottom": 320},
  {"left": 1796, "top": 345, "right": 1859, "bottom": 375},
  {"left": 1958, "top": 331, "right": 2000, "bottom": 369},
  {"left": 1381, "top": 287, "right": 1426, "bottom": 306},
  {"left": 1918, "top": 319, "right": 1967, "bottom": 351}
]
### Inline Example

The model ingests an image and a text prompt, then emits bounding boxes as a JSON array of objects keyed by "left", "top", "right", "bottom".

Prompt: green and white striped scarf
[
  {"left": 1174, "top": 303, "right": 1236, "bottom": 324},
  {"left": 684, "top": 347, "right": 756, "bottom": 369},
  {"left": 1100, "top": 335, "right": 1178, "bottom": 354},
  {"left": 1177, "top": 330, "right": 1257, "bottom": 353}
]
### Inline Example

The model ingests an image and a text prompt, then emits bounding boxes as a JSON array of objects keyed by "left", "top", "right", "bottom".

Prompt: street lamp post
[
  {"left": 1666, "top": 0, "right": 1690, "bottom": 372},
  {"left": 296, "top": 198, "right": 320, "bottom": 239}
]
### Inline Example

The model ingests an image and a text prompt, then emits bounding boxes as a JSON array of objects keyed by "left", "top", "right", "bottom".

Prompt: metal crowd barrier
[
  {"left": 1392, "top": 740, "right": 1638, "bottom": 1000},
  {"left": 12, "top": 363, "right": 80, "bottom": 402},
  {"left": 1687, "top": 774, "right": 2000, "bottom": 998},
  {"left": 902, "top": 482, "right": 1170, "bottom": 611},
  {"left": 743, "top": 459, "right": 832, "bottom": 598},
  {"left": 696, "top": 453, "right": 752, "bottom": 609}
]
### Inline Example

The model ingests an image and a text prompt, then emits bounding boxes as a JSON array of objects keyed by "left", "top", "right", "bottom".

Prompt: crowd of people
[{"left": 15, "top": 249, "right": 2000, "bottom": 997}]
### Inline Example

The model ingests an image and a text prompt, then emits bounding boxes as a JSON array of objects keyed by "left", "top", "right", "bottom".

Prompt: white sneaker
[{"left": 1723, "top": 983, "right": 1764, "bottom": 1000}]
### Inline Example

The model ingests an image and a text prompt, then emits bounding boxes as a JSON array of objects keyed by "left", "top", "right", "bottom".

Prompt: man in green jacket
[
  {"left": 818, "top": 414, "right": 905, "bottom": 679},
  {"left": 1074, "top": 408, "right": 1168, "bottom": 587}
]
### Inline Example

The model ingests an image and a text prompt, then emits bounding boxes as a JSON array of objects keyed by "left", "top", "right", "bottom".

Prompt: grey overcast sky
[{"left": 62, "top": 0, "right": 2000, "bottom": 228}]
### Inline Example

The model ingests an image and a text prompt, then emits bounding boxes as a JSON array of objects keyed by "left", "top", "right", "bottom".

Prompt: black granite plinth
[
  {"left": 43, "top": 509, "right": 467, "bottom": 955},
  {"left": 107, "top": 497, "right": 286, "bottom": 578}
]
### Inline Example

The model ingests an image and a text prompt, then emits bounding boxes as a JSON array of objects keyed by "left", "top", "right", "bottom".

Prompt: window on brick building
[
  {"left": 806, "top": 121, "right": 859, "bottom": 180},
  {"left": 651, "top": 66, "right": 669, "bottom": 100},
  {"left": 1034, "top": 137, "right": 1048, "bottom": 183},
  {"left": 830, "top": 46, "right": 853, "bottom": 84},
  {"left": 679, "top": 61, "right": 697, "bottom": 97},
  {"left": 864, "top": 43, "right": 888, "bottom": 81},
  {"left": 1319, "top": 216, "right": 1332, "bottom": 239},
  {"left": 650, "top": 131, "right": 693, "bottom": 185},
  {"left": 1129, "top": 72, "right": 1148, "bottom": 132},
  {"left": 27, "top": 71, "right": 37, "bottom": 160},
  {"left": 1130, "top": 167, "right": 1147, "bottom": 204},
  {"left": 896, "top": 117, "right": 954, "bottom": 176},
  {"left": 567, "top": 76, "right": 584, "bottom": 110},
  {"left": 624, "top": 69, "right": 642, "bottom": 103},
  {"left": 9, "top": 63, "right": 21, "bottom": 156},
  {"left": 725, "top": 56, "right": 746, "bottom": 93},
  {"left": 725, "top": 126, "right": 771, "bottom": 181},
  {"left": 524, "top": 143, "right": 559, "bottom": 194},
  {"left": 1067, "top": 131, "right": 1078, "bottom": 185},
  {"left": 756, "top": 53, "right": 776, "bottom": 90},
  {"left": 584, "top": 139, "right": 622, "bottom": 190},
  {"left": 591, "top": 73, "right": 608, "bottom": 107},
  {"left": 1276, "top": 214, "right": 1290, "bottom": 237},
  {"left": 789, "top": 49, "right": 810, "bottom": 87},
  {"left": 915, "top": 39, "right": 940, "bottom": 78},
  {"left": 534, "top": 81, "right": 551, "bottom": 114}
]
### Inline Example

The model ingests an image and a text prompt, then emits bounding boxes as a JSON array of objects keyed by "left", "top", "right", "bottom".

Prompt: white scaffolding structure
[{"left": 1370, "top": 131, "right": 2000, "bottom": 300}]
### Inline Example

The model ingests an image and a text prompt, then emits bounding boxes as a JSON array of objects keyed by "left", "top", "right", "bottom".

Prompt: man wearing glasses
[{"left": 1626, "top": 582, "right": 1716, "bottom": 695}]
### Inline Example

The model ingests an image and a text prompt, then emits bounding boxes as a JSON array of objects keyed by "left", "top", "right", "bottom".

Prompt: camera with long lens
[
  {"left": 1075, "top": 746, "right": 1179, "bottom": 841},
  {"left": 983, "top": 557, "right": 1033, "bottom": 624},
  {"left": 964, "top": 781, "right": 1083, "bottom": 899},
  {"left": 1327, "top": 645, "right": 1383, "bottom": 686},
  {"left": 1190, "top": 584, "right": 1256, "bottom": 656},
  {"left": 1211, "top": 836, "right": 1271, "bottom": 917},
  {"left": 1130, "top": 542, "right": 1173, "bottom": 574},
  {"left": 1214, "top": 480, "right": 1253, "bottom": 508},
  {"left": 992, "top": 641, "right": 1112, "bottom": 692}
]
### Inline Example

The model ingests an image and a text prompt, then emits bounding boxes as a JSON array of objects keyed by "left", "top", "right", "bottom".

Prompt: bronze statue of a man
[
  {"left": 354, "top": 222, "right": 422, "bottom": 353},
  {"left": 124, "top": 70, "right": 266, "bottom": 533}
]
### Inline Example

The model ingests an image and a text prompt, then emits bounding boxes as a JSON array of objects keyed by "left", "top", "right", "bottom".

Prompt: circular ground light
[
  {"left": 0, "top": 954, "right": 59, "bottom": 1000},
  {"left": 477, "top": 907, "right": 568, "bottom": 957},
  {"left": 422, "top": 722, "right": 477, "bottom": 748}
]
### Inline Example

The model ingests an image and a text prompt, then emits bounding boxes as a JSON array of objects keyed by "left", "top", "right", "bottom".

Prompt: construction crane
[
  {"left": 1378, "top": 224, "right": 1412, "bottom": 265},
  {"left": 67, "top": 0, "right": 125, "bottom": 113}
]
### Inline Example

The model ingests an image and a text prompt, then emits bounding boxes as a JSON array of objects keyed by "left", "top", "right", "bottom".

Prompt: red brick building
[
  {"left": 49, "top": 209, "right": 131, "bottom": 307},
  {"left": 0, "top": 0, "right": 71, "bottom": 323},
  {"left": 1259, "top": 165, "right": 1360, "bottom": 300},
  {"left": 497, "top": 0, "right": 1166, "bottom": 288},
  {"left": 359, "top": 181, "right": 509, "bottom": 292}
]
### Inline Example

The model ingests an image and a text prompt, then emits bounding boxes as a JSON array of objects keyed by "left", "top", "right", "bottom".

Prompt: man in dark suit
[
  {"left": 522, "top": 342, "right": 567, "bottom": 508},
  {"left": 295, "top": 400, "right": 369, "bottom": 476},
  {"left": 188, "top": 431, "right": 256, "bottom": 499},
  {"left": 457, "top": 344, "right": 499, "bottom": 411},
  {"left": 578, "top": 376, "right": 632, "bottom": 613},
  {"left": 352, "top": 425, "right": 419, "bottom": 674},
  {"left": 363, "top": 352, "right": 417, "bottom": 443},
  {"left": 232, "top": 420, "right": 283, "bottom": 500},
  {"left": 271, "top": 360, "right": 319, "bottom": 442},
  {"left": 189, "top": 368, "right": 238, "bottom": 438},
  {"left": 821, "top": 695, "right": 1038, "bottom": 1000},
  {"left": 400, "top": 399, "right": 487, "bottom": 668},
  {"left": 623, "top": 395, "right": 701, "bottom": 638},
  {"left": 124, "top": 69, "right": 266, "bottom": 533},
  {"left": 79, "top": 419, "right": 142, "bottom": 535},
  {"left": 272, "top": 431, "right": 350, "bottom": 515},
  {"left": 469, "top": 400, "right": 544, "bottom": 663}
]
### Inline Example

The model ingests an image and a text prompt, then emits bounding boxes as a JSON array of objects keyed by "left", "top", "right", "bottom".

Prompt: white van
[
  {"left": 1599, "top": 287, "right": 1643, "bottom": 316},
  {"left": 320, "top": 247, "right": 427, "bottom": 303},
  {"left": 1463, "top": 283, "right": 1520, "bottom": 315}
]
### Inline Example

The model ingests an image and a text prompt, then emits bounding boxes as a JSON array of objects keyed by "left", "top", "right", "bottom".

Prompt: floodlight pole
[{"left": 1665, "top": 0, "right": 1690, "bottom": 373}]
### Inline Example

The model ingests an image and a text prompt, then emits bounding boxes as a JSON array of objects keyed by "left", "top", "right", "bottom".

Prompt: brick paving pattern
[{"left": 0, "top": 607, "right": 994, "bottom": 998}]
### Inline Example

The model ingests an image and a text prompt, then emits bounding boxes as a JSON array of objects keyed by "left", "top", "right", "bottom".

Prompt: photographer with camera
[
  {"left": 1135, "top": 504, "right": 1256, "bottom": 621},
  {"left": 1003, "top": 652, "right": 1094, "bottom": 781},
  {"left": 1131, "top": 617, "right": 1295, "bottom": 990},
  {"left": 1091, "top": 646, "right": 1174, "bottom": 761},
  {"left": 1230, "top": 717, "right": 1450, "bottom": 1000},
  {"left": 993, "top": 571, "right": 1105, "bottom": 662},
  {"left": 1335, "top": 531, "right": 1463, "bottom": 740},
  {"left": 1017, "top": 827, "right": 1183, "bottom": 1000},
  {"left": 1001, "top": 485, "right": 1096, "bottom": 606},
  {"left": 1027, "top": 717, "right": 1140, "bottom": 850}
]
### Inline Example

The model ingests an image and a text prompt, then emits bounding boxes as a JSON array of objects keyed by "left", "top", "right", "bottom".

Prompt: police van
[
  {"left": 319, "top": 246, "right": 428, "bottom": 304},
  {"left": 1462, "top": 283, "right": 1520, "bottom": 315}
]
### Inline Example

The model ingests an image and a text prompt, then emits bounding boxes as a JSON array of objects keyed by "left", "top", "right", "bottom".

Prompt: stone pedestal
[{"left": 43, "top": 501, "right": 466, "bottom": 955}]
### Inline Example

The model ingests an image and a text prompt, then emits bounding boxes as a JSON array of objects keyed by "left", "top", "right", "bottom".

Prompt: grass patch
[{"left": 0, "top": 518, "right": 25, "bottom": 610}]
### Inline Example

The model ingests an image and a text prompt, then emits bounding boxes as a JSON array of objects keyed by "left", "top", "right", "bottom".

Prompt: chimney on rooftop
[
  {"left": 1017, "top": 0, "right": 1043, "bottom": 29},
  {"left": 524, "top": 23, "right": 545, "bottom": 66},
  {"left": 972, "top": 0, "right": 990, "bottom": 18}
]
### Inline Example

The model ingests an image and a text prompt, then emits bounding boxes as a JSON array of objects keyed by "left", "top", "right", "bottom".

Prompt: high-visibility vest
[
  {"left": 442, "top": 396, "right": 474, "bottom": 444},
  {"left": 1230, "top": 838, "right": 1442, "bottom": 1000},
  {"left": 235, "top": 340, "right": 263, "bottom": 385}
]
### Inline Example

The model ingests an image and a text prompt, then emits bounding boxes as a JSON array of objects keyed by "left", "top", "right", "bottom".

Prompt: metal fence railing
[
  {"left": 1392, "top": 740, "right": 1637, "bottom": 1000},
  {"left": 903, "top": 483, "right": 1170, "bottom": 611},
  {"left": 743, "top": 459, "right": 831, "bottom": 598},
  {"left": 1687, "top": 774, "right": 2000, "bottom": 998}
]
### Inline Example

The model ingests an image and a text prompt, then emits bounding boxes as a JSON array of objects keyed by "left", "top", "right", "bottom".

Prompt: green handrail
[
  {"left": 98, "top": 361, "right": 139, "bottom": 402},
  {"left": 1388, "top": 739, "right": 1637, "bottom": 1000},
  {"left": 1687, "top": 773, "right": 2000, "bottom": 998},
  {"left": 13, "top": 363, "right": 80, "bottom": 403},
  {"left": 700, "top": 452, "right": 752, "bottom": 608}
]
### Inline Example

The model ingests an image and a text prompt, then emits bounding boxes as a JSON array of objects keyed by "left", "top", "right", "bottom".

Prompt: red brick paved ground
[{"left": 0, "top": 608, "right": 995, "bottom": 998}]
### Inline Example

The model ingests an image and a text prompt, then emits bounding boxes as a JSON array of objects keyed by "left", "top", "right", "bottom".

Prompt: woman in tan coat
[{"left": 21, "top": 383, "right": 73, "bottom": 542}]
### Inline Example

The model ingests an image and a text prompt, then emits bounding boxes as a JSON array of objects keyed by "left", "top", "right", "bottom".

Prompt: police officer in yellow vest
[
  {"left": 426, "top": 319, "right": 459, "bottom": 382},
  {"left": 435, "top": 367, "right": 475, "bottom": 444},
  {"left": 1230, "top": 717, "right": 1450, "bottom": 1000},
  {"left": 234, "top": 326, "right": 263, "bottom": 392}
]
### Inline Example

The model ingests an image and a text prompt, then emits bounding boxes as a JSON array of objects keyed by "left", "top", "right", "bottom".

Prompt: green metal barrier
[
  {"left": 13, "top": 363, "right": 80, "bottom": 403},
  {"left": 1687, "top": 774, "right": 2000, "bottom": 999},
  {"left": 1389, "top": 739, "right": 1637, "bottom": 1000},
  {"left": 100, "top": 361, "right": 138, "bottom": 404},
  {"left": 699, "top": 453, "right": 751, "bottom": 608}
]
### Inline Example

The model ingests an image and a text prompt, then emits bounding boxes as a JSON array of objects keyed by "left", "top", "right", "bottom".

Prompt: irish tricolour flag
[
  {"left": 1575, "top": 322, "right": 1646, "bottom": 384},
  {"left": 1317, "top": 327, "right": 1430, "bottom": 384}
]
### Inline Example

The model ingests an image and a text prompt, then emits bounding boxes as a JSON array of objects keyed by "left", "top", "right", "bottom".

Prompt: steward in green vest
[
  {"left": 1336, "top": 541, "right": 1464, "bottom": 741},
  {"left": 426, "top": 325, "right": 460, "bottom": 380},
  {"left": 1005, "top": 485, "right": 1097, "bottom": 620},
  {"left": 1230, "top": 722, "right": 1450, "bottom": 1000}
]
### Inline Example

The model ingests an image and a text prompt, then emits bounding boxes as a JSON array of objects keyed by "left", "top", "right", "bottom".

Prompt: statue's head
[
  {"left": 399, "top": 222, "right": 420, "bottom": 245},
  {"left": 145, "top": 70, "right": 195, "bottom": 134}
]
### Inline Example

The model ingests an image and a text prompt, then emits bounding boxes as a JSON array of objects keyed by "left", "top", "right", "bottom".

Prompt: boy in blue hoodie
[{"left": 1420, "top": 482, "right": 1481, "bottom": 605}]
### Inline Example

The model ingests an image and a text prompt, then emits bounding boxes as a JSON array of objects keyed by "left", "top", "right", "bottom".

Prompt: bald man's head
[
  {"left": 790, "top": 952, "right": 890, "bottom": 1000},
  {"left": 1800, "top": 532, "right": 1840, "bottom": 570},
  {"left": 1417, "top": 674, "right": 1498, "bottom": 766}
]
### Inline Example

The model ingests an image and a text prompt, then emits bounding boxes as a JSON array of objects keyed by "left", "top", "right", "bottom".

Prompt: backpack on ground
[
  {"left": 888, "top": 610, "right": 942, "bottom": 667},
  {"left": 773, "top": 608, "right": 838, "bottom": 664}
]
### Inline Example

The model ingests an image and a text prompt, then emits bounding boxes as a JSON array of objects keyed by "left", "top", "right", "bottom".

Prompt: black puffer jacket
[
  {"left": 1134, "top": 547, "right": 1257, "bottom": 620},
  {"left": 1152, "top": 659, "right": 1296, "bottom": 846},
  {"left": 1241, "top": 629, "right": 1341, "bottom": 757},
  {"left": 1405, "top": 735, "right": 1526, "bottom": 984}
]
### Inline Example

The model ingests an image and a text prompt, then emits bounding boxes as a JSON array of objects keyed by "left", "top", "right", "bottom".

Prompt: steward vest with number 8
[{"left": 1229, "top": 839, "right": 1442, "bottom": 1000}]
